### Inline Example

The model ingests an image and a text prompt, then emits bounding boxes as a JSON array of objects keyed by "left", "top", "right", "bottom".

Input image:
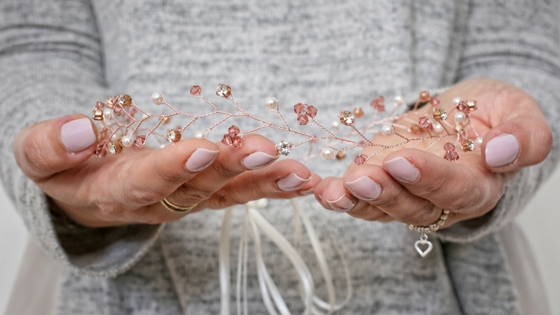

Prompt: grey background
[{"left": 1, "top": 168, "right": 559, "bottom": 314}]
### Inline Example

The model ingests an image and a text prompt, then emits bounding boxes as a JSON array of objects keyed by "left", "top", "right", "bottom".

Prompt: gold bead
[
  {"left": 339, "top": 110, "right": 355, "bottom": 126},
  {"left": 162, "top": 116, "right": 170, "bottom": 124},
  {"left": 216, "top": 84, "right": 232, "bottom": 98},
  {"left": 419, "top": 90, "right": 431, "bottom": 103},
  {"left": 432, "top": 107, "right": 447, "bottom": 121},
  {"left": 409, "top": 124, "right": 423, "bottom": 135},
  {"left": 353, "top": 107, "right": 364, "bottom": 118},
  {"left": 461, "top": 139, "right": 475, "bottom": 151},
  {"left": 166, "top": 129, "right": 182, "bottom": 143},
  {"left": 466, "top": 100, "right": 477, "bottom": 111},
  {"left": 106, "top": 97, "right": 114, "bottom": 108},
  {"left": 117, "top": 94, "right": 132, "bottom": 107},
  {"left": 92, "top": 109, "right": 104, "bottom": 121},
  {"left": 336, "top": 151, "right": 347, "bottom": 160},
  {"left": 107, "top": 141, "right": 123, "bottom": 155}
]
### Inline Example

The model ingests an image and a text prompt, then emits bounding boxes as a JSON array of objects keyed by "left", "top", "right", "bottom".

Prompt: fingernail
[
  {"left": 384, "top": 157, "right": 420, "bottom": 183},
  {"left": 277, "top": 173, "right": 310, "bottom": 191},
  {"left": 300, "top": 188, "right": 315, "bottom": 195},
  {"left": 186, "top": 148, "right": 220, "bottom": 172},
  {"left": 485, "top": 134, "right": 519, "bottom": 167},
  {"left": 327, "top": 195, "right": 355, "bottom": 212},
  {"left": 346, "top": 176, "right": 382, "bottom": 200},
  {"left": 242, "top": 151, "right": 279, "bottom": 170},
  {"left": 61, "top": 118, "right": 97, "bottom": 153}
]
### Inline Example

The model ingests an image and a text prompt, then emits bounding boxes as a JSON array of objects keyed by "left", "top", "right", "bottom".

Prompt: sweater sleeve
[
  {"left": 437, "top": 0, "right": 560, "bottom": 242},
  {"left": 0, "top": 0, "right": 161, "bottom": 277}
]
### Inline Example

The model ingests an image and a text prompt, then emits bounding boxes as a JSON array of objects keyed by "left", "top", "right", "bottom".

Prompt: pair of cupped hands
[{"left": 14, "top": 78, "right": 552, "bottom": 228}]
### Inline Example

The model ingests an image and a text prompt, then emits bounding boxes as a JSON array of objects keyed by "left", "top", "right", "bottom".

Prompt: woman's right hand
[{"left": 13, "top": 115, "right": 319, "bottom": 227}]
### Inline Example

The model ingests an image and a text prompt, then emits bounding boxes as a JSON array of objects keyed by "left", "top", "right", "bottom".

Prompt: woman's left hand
[{"left": 314, "top": 78, "right": 552, "bottom": 228}]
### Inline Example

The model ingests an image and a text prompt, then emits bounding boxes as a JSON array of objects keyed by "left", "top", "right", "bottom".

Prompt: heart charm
[{"left": 414, "top": 240, "right": 433, "bottom": 257}]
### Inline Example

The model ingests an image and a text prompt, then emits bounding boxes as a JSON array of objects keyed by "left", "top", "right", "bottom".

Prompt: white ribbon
[{"left": 219, "top": 198, "right": 352, "bottom": 315}]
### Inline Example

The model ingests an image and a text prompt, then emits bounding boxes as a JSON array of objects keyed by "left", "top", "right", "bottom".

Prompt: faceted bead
[
  {"left": 353, "top": 107, "right": 364, "bottom": 118},
  {"left": 117, "top": 94, "right": 132, "bottom": 107},
  {"left": 419, "top": 90, "right": 431, "bottom": 103},
  {"left": 466, "top": 100, "right": 477, "bottom": 111},
  {"left": 108, "top": 141, "right": 123, "bottom": 155},
  {"left": 216, "top": 84, "right": 232, "bottom": 98},
  {"left": 265, "top": 97, "right": 279, "bottom": 110},
  {"left": 444, "top": 151, "right": 459, "bottom": 162},
  {"left": 321, "top": 147, "right": 337, "bottom": 160},
  {"left": 221, "top": 134, "right": 233, "bottom": 146},
  {"left": 339, "top": 110, "right": 355, "bottom": 126},
  {"left": 106, "top": 97, "right": 115, "bottom": 108},
  {"left": 354, "top": 154, "right": 367, "bottom": 165},
  {"left": 461, "top": 139, "right": 475, "bottom": 151},
  {"left": 409, "top": 124, "right": 422, "bottom": 135},
  {"left": 297, "top": 114, "right": 309, "bottom": 125},
  {"left": 232, "top": 136, "right": 244, "bottom": 148},
  {"left": 190, "top": 85, "right": 202, "bottom": 97},
  {"left": 336, "top": 150, "right": 346, "bottom": 160},
  {"left": 370, "top": 96, "right": 385, "bottom": 112},
  {"left": 306, "top": 105, "right": 318, "bottom": 118},
  {"left": 444, "top": 142, "right": 456, "bottom": 152},
  {"left": 275, "top": 141, "right": 293, "bottom": 156},
  {"left": 113, "top": 105, "right": 124, "bottom": 116},
  {"left": 134, "top": 135, "right": 147, "bottom": 148},
  {"left": 433, "top": 107, "right": 447, "bottom": 120},
  {"left": 430, "top": 97, "right": 440, "bottom": 107},
  {"left": 166, "top": 129, "right": 182, "bottom": 143},
  {"left": 418, "top": 116, "right": 431, "bottom": 128},
  {"left": 95, "top": 101, "right": 105, "bottom": 110},
  {"left": 92, "top": 109, "right": 104, "bottom": 121},
  {"left": 456, "top": 101, "right": 469, "bottom": 113},
  {"left": 152, "top": 92, "right": 164, "bottom": 104},
  {"left": 293, "top": 103, "right": 306, "bottom": 114},
  {"left": 228, "top": 125, "right": 240, "bottom": 136}
]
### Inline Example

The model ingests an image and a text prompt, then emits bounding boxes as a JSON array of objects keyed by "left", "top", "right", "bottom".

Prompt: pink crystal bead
[
  {"left": 95, "top": 140, "right": 108, "bottom": 158},
  {"left": 221, "top": 134, "right": 233, "bottom": 146},
  {"left": 134, "top": 135, "right": 146, "bottom": 148},
  {"left": 190, "top": 85, "right": 202, "bottom": 97},
  {"left": 228, "top": 125, "right": 240, "bottom": 136},
  {"left": 232, "top": 136, "right": 244, "bottom": 148},
  {"left": 370, "top": 96, "right": 385, "bottom": 113},
  {"left": 456, "top": 101, "right": 469, "bottom": 114},
  {"left": 294, "top": 103, "right": 306, "bottom": 114},
  {"left": 418, "top": 116, "right": 431, "bottom": 128},
  {"left": 430, "top": 97, "right": 440, "bottom": 107},
  {"left": 297, "top": 114, "right": 309, "bottom": 125},
  {"left": 443, "top": 142, "right": 456, "bottom": 152},
  {"left": 354, "top": 154, "right": 367, "bottom": 165},
  {"left": 306, "top": 105, "right": 318, "bottom": 118},
  {"left": 444, "top": 151, "right": 459, "bottom": 161},
  {"left": 95, "top": 101, "right": 104, "bottom": 110}
]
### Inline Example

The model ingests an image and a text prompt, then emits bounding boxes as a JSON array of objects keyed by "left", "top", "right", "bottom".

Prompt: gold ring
[{"left": 160, "top": 198, "right": 198, "bottom": 213}]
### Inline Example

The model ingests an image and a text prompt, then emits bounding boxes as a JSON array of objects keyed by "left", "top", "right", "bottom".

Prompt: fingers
[
  {"left": 382, "top": 149, "right": 505, "bottom": 216},
  {"left": 315, "top": 164, "right": 441, "bottom": 226},
  {"left": 160, "top": 134, "right": 280, "bottom": 209},
  {"left": 483, "top": 118, "right": 552, "bottom": 172},
  {"left": 202, "top": 159, "right": 320, "bottom": 209},
  {"left": 14, "top": 115, "right": 98, "bottom": 181}
]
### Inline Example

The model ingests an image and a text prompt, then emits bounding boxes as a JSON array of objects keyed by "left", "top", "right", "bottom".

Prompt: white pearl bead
[
  {"left": 432, "top": 122, "right": 443, "bottom": 133},
  {"left": 194, "top": 130, "right": 207, "bottom": 139},
  {"left": 475, "top": 136, "right": 483, "bottom": 146},
  {"left": 382, "top": 124, "right": 395, "bottom": 135},
  {"left": 321, "top": 147, "right": 336, "bottom": 160},
  {"left": 121, "top": 135, "right": 133, "bottom": 147},
  {"left": 151, "top": 92, "right": 164, "bottom": 105},
  {"left": 265, "top": 97, "right": 279, "bottom": 110},
  {"left": 103, "top": 108, "right": 113, "bottom": 120},
  {"left": 331, "top": 121, "right": 340, "bottom": 131},
  {"left": 454, "top": 112, "right": 466, "bottom": 123},
  {"left": 394, "top": 95, "right": 404, "bottom": 105},
  {"left": 452, "top": 97, "right": 461, "bottom": 105},
  {"left": 159, "top": 144, "right": 167, "bottom": 149}
]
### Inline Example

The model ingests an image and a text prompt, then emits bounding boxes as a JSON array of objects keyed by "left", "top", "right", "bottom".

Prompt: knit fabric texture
[{"left": 1, "top": 0, "right": 560, "bottom": 314}]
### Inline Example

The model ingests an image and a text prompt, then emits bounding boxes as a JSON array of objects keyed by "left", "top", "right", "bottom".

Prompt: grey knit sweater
[{"left": 1, "top": 0, "right": 560, "bottom": 314}]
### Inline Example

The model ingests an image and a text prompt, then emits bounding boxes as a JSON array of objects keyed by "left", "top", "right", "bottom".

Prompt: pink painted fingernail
[
  {"left": 61, "top": 118, "right": 97, "bottom": 153},
  {"left": 384, "top": 157, "right": 420, "bottom": 183},
  {"left": 186, "top": 148, "right": 220, "bottom": 172},
  {"left": 327, "top": 195, "right": 355, "bottom": 212},
  {"left": 485, "top": 134, "right": 519, "bottom": 167},
  {"left": 277, "top": 173, "right": 310, "bottom": 191},
  {"left": 346, "top": 176, "right": 382, "bottom": 200},
  {"left": 242, "top": 151, "right": 278, "bottom": 170}
]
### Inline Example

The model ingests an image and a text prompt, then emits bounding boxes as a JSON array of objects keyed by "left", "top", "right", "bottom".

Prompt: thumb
[
  {"left": 14, "top": 115, "right": 98, "bottom": 181},
  {"left": 483, "top": 116, "right": 552, "bottom": 172}
]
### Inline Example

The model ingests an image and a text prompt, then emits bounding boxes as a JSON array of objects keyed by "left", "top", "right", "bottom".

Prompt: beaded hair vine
[{"left": 91, "top": 84, "right": 481, "bottom": 165}]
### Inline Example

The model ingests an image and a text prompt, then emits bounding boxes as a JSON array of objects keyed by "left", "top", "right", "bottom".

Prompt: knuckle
[
  {"left": 405, "top": 201, "right": 438, "bottom": 225},
  {"left": 23, "top": 136, "right": 57, "bottom": 173}
]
